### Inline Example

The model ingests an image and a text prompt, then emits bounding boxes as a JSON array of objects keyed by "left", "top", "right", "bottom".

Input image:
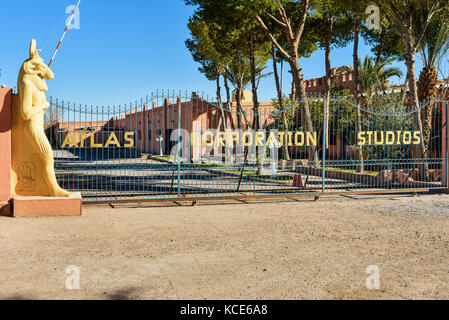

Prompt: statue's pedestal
[{"left": 12, "top": 192, "right": 82, "bottom": 217}]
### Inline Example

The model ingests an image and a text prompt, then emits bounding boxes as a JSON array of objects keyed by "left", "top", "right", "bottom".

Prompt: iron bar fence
[{"left": 45, "top": 91, "right": 448, "bottom": 203}]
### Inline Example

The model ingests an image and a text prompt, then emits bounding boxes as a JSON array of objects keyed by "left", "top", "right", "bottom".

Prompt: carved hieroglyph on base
[{"left": 11, "top": 39, "right": 73, "bottom": 197}]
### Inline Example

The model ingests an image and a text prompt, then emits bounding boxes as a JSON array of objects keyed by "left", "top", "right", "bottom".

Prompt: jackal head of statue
[{"left": 20, "top": 39, "right": 54, "bottom": 92}]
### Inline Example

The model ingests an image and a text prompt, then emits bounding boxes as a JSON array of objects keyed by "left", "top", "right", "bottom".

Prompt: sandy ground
[{"left": 0, "top": 193, "right": 448, "bottom": 300}]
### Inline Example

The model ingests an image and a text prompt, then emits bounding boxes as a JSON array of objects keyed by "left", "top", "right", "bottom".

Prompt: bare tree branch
[
  {"left": 255, "top": 15, "right": 291, "bottom": 60},
  {"left": 266, "top": 12, "right": 287, "bottom": 28},
  {"left": 413, "top": 2, "right": 440, "bottom": 51},
  {"left": 278, "top": 6, "right": 294, "bottom": 44},
  {"left": 293, "top": 0, "right": 310, "bottom": 49}
]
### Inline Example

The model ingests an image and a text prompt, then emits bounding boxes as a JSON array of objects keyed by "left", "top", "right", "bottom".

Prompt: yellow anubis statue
[{"left": 11, "top": 39, "right": 73, "bottom": 197}]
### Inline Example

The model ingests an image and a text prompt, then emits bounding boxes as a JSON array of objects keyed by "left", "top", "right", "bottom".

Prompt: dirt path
[{"left": 0, "top": 193, "right": 448, "bottom": 300}]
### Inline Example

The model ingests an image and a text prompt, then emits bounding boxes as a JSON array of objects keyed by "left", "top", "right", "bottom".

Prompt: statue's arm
[{"left": 20, "top": 81, "right": 43, "bottom": 121}]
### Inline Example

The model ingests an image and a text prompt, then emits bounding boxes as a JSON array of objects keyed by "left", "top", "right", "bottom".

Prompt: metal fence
[{"left": 45, "top": 91, "right": 448, "bottom": 203}]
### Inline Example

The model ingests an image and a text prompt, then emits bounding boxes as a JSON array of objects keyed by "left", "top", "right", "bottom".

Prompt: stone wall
[{"left": 0, "top": 87, "right": 12, "bottom": 215}]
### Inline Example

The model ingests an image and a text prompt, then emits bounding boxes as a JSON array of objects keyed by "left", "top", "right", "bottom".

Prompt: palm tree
[
  {"left": 344, "top": 55, "right": 403, "bottom": 105},
  {"left": 416, "top": 10, "right": 449, "bottom": 151},
  {"left": 416, "top": 8, "right": 449, "bottom": 102},
  {"left": 343, "top": 56, "right": 402, "bottom": 174}
]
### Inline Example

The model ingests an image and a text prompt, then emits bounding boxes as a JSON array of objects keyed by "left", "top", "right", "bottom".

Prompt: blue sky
[{"left": 0, "top": 0, "right": 435, "bottom": 106}]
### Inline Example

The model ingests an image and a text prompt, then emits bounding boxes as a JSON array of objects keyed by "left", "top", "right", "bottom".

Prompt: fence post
[
  {"left": 322, "top": 95, "right": 327, "bottom": 193},
  {"left": 177, "top": 96, "right": 182, "bottom": 198}
]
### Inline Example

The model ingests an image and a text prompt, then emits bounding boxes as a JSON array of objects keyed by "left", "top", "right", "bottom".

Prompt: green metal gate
[{"left": 45, "top": 91, "right": 448, "bottom": 203}]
